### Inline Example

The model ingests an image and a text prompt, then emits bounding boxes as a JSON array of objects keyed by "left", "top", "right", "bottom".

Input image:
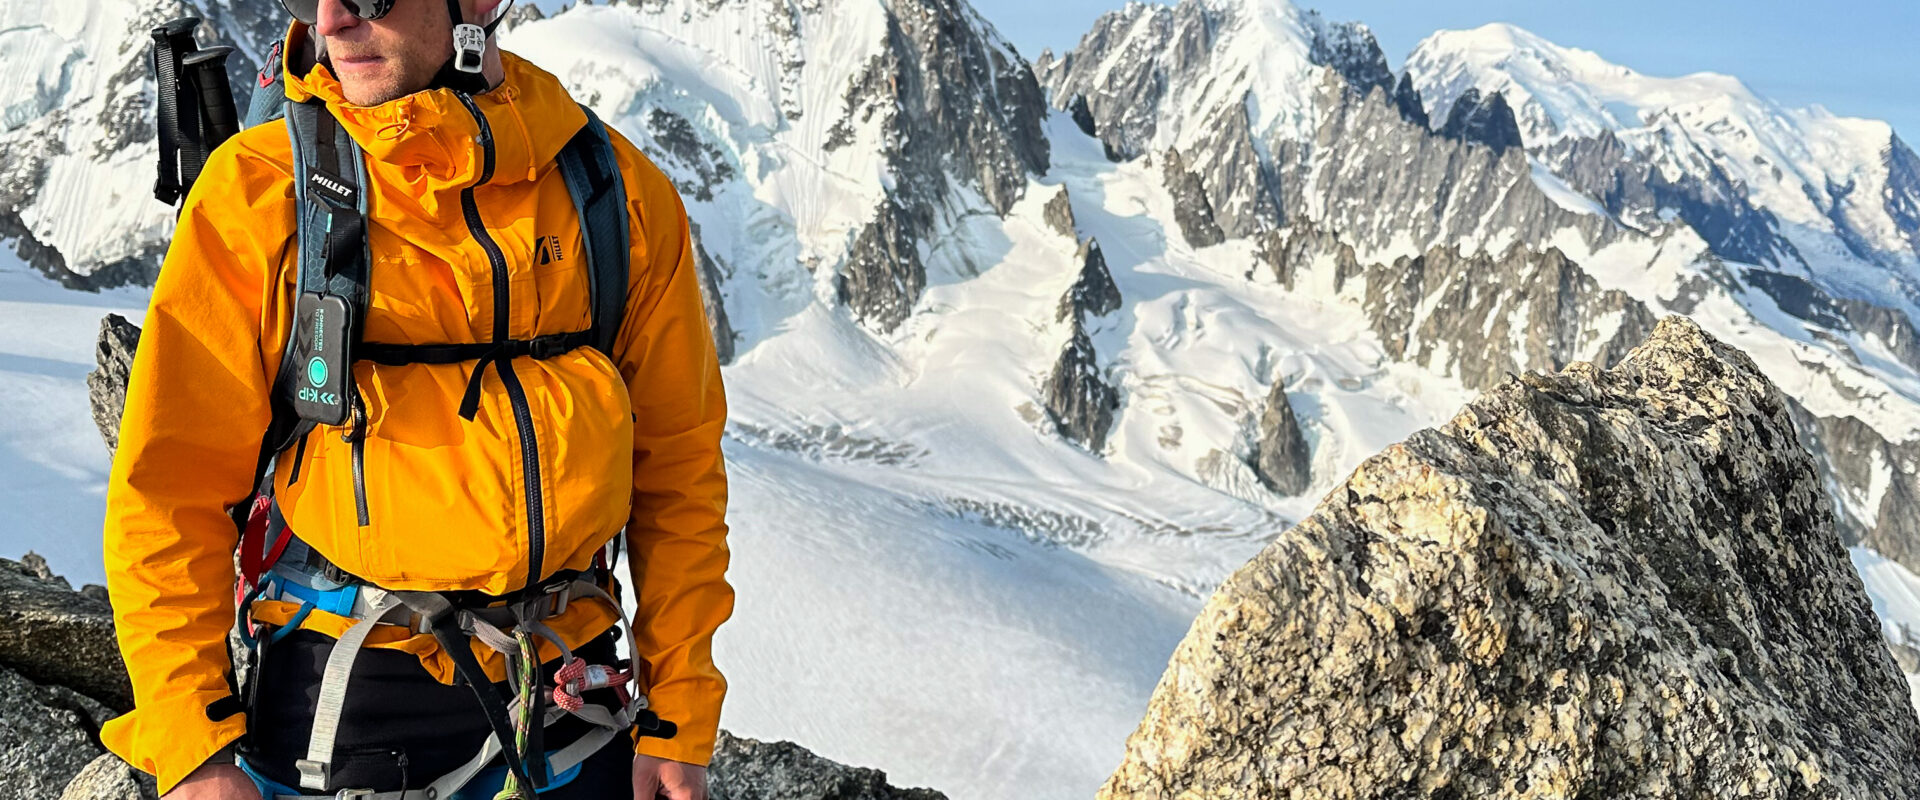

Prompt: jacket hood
[{"left": 278, "top": 21, "right": 587, "bottom": 192}]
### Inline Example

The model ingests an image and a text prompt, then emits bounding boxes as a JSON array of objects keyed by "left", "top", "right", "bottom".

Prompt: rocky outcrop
[
  {"left": 646, "top": 108, "right": 737, "bottom": 204},
  {"left": 689, "top": 221, "right": 737, "bottom": 365},
  {"left": 838, "top": 197, "right": 927, "bottom": 333},
  {"left": 1390, "top": 72, "right": 1428, "bottom": 128},
  {"left": 89, "top": 314, "right": 140, "bottom": 454},
  {"left": 1259, "top": 224, "right": 1655, "bottom": 394},
  {"left": 1356, "top": 242, "right": 1658, "bottom": 392},
  {"left": 0, "top": 555, "right": 131, "bottom": 712},
  {"left": 1249, "top": 381, "right": 1310, "bottom": 496},
  {"left": 1100, "top": 317, "right": 1920, "bottom": 798},
  {"left": 1056, "top": 237, "right": 1121, "bottom": 323},
  {"left": 1537, "top": 130, "right": 1791, "bottom": 267},
  {"left": 1437, "top": 87, "right": 1524, "bottom": 155},
  {"left": 1161, "top": 148, "right": 1226, "bottom": 248},
  {"left": 1268, "top": 69, "right": 1617, "bottom": 259},
  {"left": 1043, "top": 319, "right": 1119, "bottom": 452},
  {"left": 709, "top": 729, "right": 946, "bottom": 799},
  {"left": 1043, "top": 186, "right": 1076, "bottom": 239}
]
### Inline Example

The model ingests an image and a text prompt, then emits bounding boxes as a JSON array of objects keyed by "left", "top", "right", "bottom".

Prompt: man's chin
[{"left": 342, "top": 80, "right": 415, "bottom": 108}]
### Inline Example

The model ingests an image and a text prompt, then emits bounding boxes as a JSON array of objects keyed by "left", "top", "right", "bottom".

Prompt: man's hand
[
  {"left": 633, "top": 753, "right": 708, "bottom": 800},
  {"left": 161, "top": 762, "right": 254, "bottom": 799}
]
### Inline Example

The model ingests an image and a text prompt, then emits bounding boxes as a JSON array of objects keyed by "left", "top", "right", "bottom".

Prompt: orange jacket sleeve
[
  {"left": 98, "top": 134, "right": 294, "bottom": 794},
  {"left": 607, "top": 131, "right": 736, "bottom": 766}
]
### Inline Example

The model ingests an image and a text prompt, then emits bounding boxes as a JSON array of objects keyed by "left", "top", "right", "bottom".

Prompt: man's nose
[{"left": 313, "top": 0, "right": 364, "bottom": 37}]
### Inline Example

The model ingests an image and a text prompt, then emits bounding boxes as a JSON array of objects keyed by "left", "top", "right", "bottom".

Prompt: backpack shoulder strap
[
  {"left": 554, "top": 104, "right": 630, "bottom": 360},
  {"left": 243, "top": 100, "right": 372, "bottom": 508}
]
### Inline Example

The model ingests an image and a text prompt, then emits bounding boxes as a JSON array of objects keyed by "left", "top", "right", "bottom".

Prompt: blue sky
[{"left": 972, "top": 0, "right": 1920, "bottom": 144}]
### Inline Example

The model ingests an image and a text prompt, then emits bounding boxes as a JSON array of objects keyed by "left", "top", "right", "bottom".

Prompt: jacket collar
[{"left": 278, "top": 22, "right": 587, "bottom": 192}]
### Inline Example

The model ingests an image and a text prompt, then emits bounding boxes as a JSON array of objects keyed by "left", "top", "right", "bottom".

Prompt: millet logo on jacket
[{"left": 536, "top": 235, "right": 564, "bottom": 265}]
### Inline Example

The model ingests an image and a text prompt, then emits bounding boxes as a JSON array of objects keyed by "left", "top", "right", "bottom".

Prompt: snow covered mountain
[
  {"left": 4, "top": 0, "right": 1920, "bottom": 797},
  {"left": 1409, "top": 23, "right": 1920, "bottom": 290}
]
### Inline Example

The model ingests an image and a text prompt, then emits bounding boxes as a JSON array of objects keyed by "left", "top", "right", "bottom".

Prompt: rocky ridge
[{"left": 1100, "top": 317, "right": 1920, "bottom": 798}]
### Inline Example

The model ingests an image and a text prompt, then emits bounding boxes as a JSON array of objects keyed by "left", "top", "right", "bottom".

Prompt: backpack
[{"left": 150, "top": 20, "right": 671, "bottom": 796}]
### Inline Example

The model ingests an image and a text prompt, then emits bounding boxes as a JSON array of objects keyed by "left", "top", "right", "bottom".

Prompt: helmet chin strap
[{"left": 429, "top": 0, "right": 504, "bottom": 94}]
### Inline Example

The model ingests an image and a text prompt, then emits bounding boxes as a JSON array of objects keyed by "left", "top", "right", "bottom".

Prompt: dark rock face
[
  {"left": 1735, "top": 268, "right": 1920, "bottom": 372},
  {"left": 1261, "top": 226, "right": 1657, "bottom": 394},
  {"left": 838, "top": 197, "right": 927, "bottom": 333},
  {"left": 1044, "top": 319, "right": 1119, "bottom": 452},
  {"left": 1160, "top": 148, "right": 1226, "bottom": 248},
  {"left": 0, "top": 555, "right": 131, "bottom": 712},
  {"left": 1250, "top": 382, "right": 1310, "bottom": 496},
  {"left": 90, "top": 314, "right": 141, "bottom": 454},
  {"left": 1390, "top": 72, "right": 1428, "bottom": 128},
  {"left": 709, "top": 729, "right": 946, "bottom": 799},
  {"left": 1177, "top": 97, "right": 1286, "bottom": 241},
  {"left": 1254, "top": 221, "right": 1361, "bottom": 291},
  {"left": 1789, "top": 405, "right": 1920, "bottom": 571},
  {"left": 1538, "top": 130, "right": 1791, "bottom": 267},
  {"left": 1437, "top": 87, "right": 1524, "bottom": 156},
  {"left": 1043, "top": 185, "right": 1076, "bottom": 239},
  {"left": 647, "top": 108, "right": 736, "bottom": 204},
  {"left": 1305, "top": 19, "right": 1392, "bottom": 96},
  {"left": 1268, "top": 71, "right": 1616, "bottom": 258},
  {"left": 823, "top": 0, "right": 1049, "bottom": 332},
  {"left": 688, "top": 221, "right": 737, "bottom": 365},
  {"left": 1101, "top": 317, "right": 1920, "bottom": 798},
  {"left": 1065, "top": 91, "right": 1098, "bottom": 139},
  {"left": 1357, "top": 243, "right": 1657, "bottom": 391},
  {"left": 1056, "top": 237, "right": 1120, "bottom": 323}
]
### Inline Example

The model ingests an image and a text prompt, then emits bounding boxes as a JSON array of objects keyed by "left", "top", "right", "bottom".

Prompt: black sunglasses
[{"left": 278, "top": 0, "right": 399, "bottom": 24}]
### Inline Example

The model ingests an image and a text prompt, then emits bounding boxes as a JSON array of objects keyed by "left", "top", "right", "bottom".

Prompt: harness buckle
[
  {"left": 336, "top": 790, "right": 375, "bottom": 799},
  {"left": 528, "top": 336, "right": 570, "bottom": 359},
  {"left": 294, "top": 758, "right": 329, "bottom": 791}
]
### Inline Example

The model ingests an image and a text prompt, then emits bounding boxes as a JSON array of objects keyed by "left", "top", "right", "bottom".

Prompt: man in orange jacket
[{"left": 100, "top": 0, "right": 733, "bottom": 797}]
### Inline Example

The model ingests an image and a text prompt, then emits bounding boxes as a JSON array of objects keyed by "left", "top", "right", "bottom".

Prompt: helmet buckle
[{"left": 452, "top": 23, "right": 486, "bottom": 73}]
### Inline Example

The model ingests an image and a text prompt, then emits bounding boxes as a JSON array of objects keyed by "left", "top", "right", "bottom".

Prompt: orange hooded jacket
[{"left": 100, "top": 25, "right": 733, "bottom": 794}]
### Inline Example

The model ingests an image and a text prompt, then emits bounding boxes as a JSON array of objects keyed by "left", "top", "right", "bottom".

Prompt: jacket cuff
[
  {"left": 632, "top": 707, "right": 719, "bottom": 767},
  {"left": 100, "top": 695, "right": 248, "bottom": 795}
]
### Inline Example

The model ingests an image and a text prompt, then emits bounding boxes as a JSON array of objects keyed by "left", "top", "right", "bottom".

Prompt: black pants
[{"left": 242, "top": 624, "right": 631, "bottom": 796}]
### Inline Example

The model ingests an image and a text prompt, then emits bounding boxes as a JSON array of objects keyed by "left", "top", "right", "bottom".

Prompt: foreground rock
[
  {"left": 710, "top": 729, "right": 946, "bottom": 799},
  {"left": 0, "top": 555, "right": 131, "bottom": 711},
  {"left": 0, "top": 666, "right": 115, "bottom": 800},
  {"left": 89, "top": 313, "right": 139, "bottom": 454},
  {"left": 1101, "top": 317, "right": 1920, "bottom": 798}
]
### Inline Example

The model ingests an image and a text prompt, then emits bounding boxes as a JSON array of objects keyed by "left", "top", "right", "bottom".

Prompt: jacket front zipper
[{"left": 455, "top": 91, "right": 547, "bottom": 590}]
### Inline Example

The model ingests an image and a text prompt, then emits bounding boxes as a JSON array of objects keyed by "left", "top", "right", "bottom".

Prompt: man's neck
[{"left": 476, "top": 45, "right": 507, "bottom": 94}]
